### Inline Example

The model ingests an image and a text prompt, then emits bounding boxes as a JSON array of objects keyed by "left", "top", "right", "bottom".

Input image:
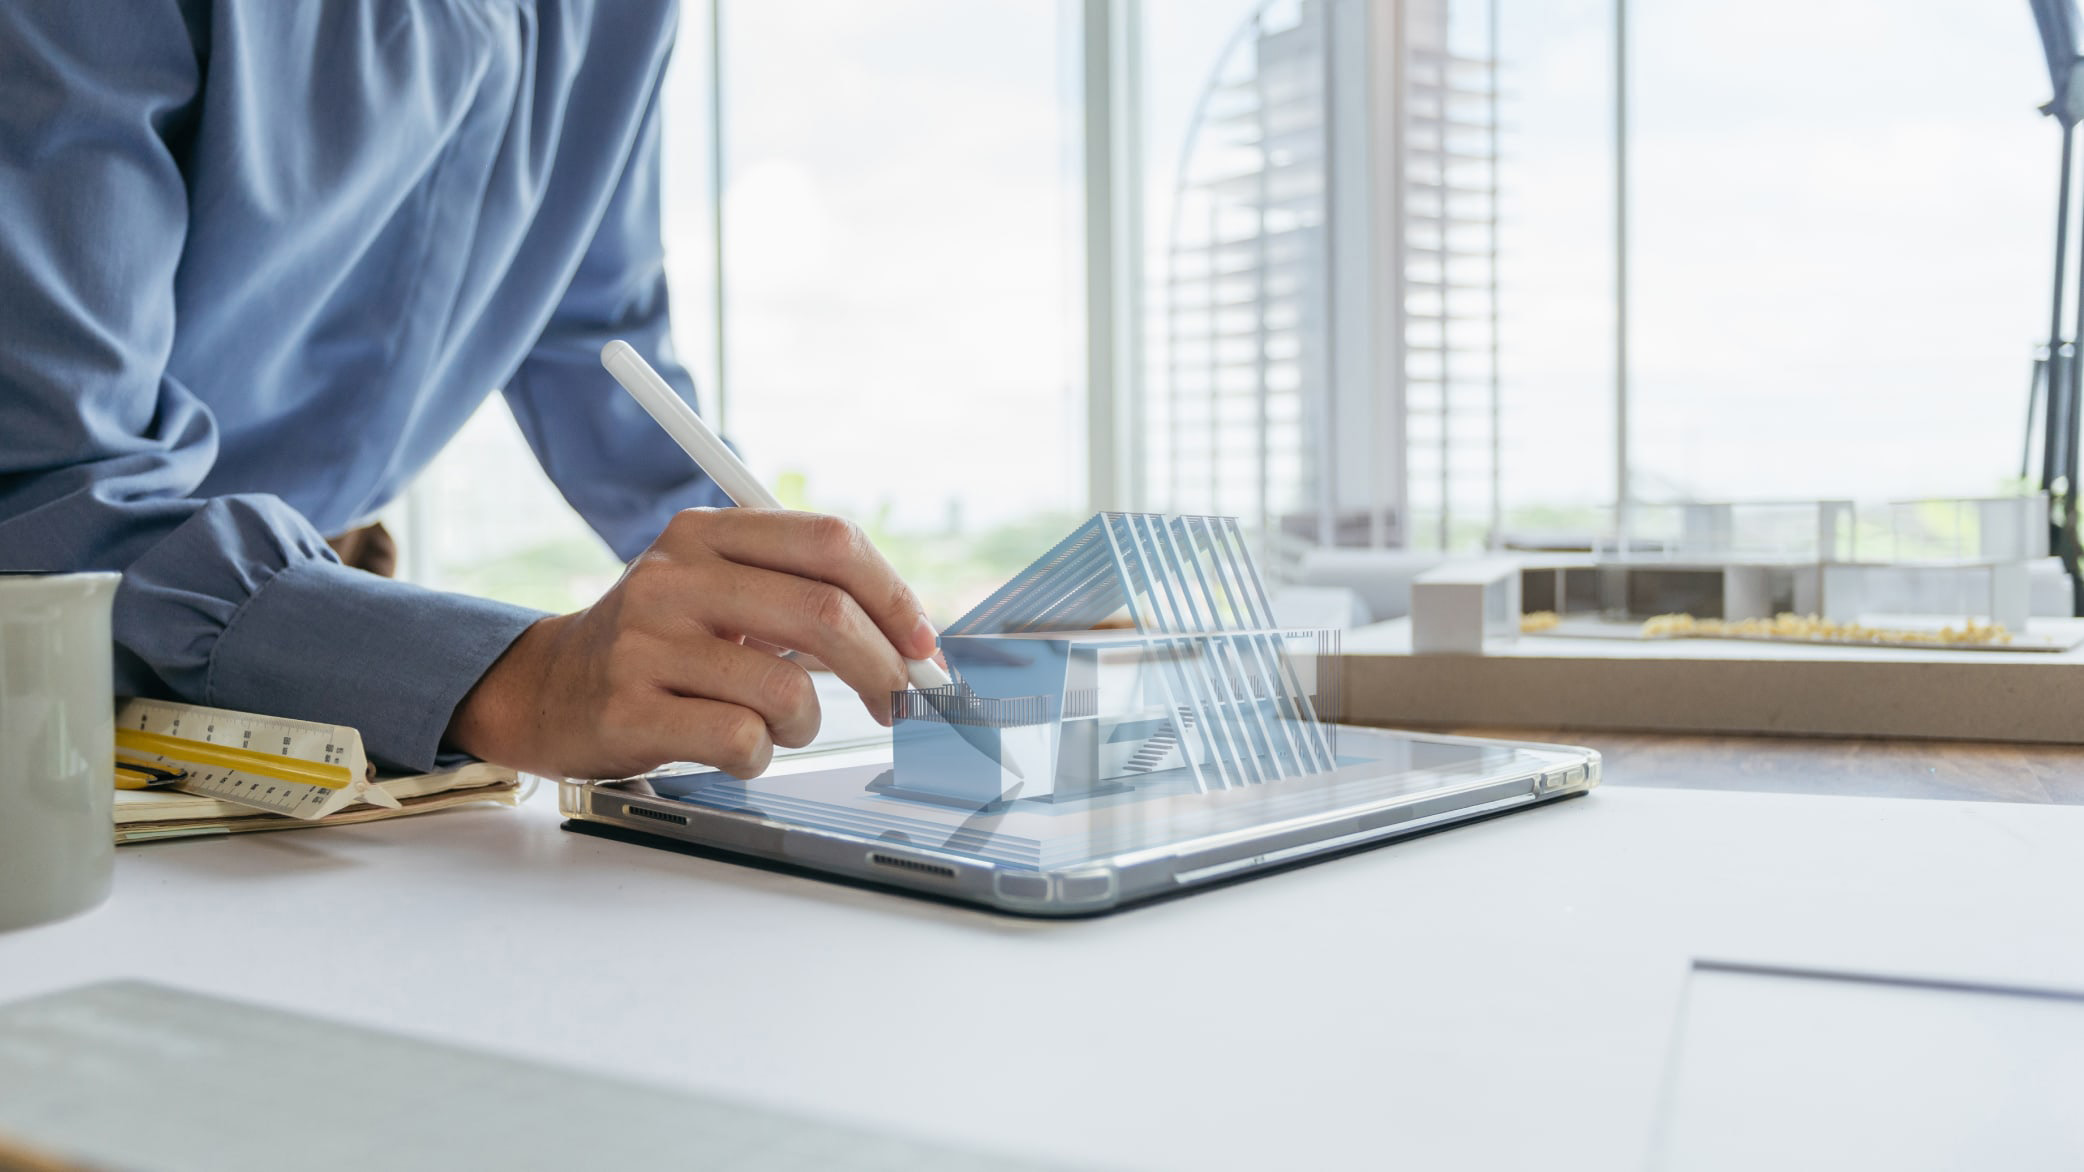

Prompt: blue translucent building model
[{"left": 887, "top": 513, "right": 1339, "bottom": 807}]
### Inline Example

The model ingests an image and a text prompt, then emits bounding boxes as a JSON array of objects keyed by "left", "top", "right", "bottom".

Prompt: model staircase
[{"left": 1122, "top": 710, "right": 1196, "bottom": 774}]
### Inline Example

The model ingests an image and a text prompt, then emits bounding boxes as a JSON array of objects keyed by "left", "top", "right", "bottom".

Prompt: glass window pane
[
  {"left": 712, "top": 1, "right": 1085, "bottom": 620},
  {"left": 1629, "top": 2, "right": 2049, "bottom": 501},
  {"left": 1496, "top": 0, "right": 1617, "bottom": 542},
  {"left": 1141, "top": 0, "right": 1528, "bottom": 555},
  {"left": 1142, "top": 0, "right": 1335, "bottom": 545},
  {"left": 396, "top": 401, "right": 623, "bottom": 613}
]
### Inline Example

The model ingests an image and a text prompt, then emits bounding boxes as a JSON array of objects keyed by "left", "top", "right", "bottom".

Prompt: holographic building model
[{"left": 886, "top": 514, "right": 1339, "bottom": 808}]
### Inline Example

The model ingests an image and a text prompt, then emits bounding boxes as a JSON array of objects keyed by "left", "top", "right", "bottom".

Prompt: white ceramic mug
[{"left": 0, "top": 572, "right": 119, "bottom": 932}]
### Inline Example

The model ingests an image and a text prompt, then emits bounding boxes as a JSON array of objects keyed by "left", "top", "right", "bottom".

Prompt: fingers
[
  {"left": 661, "top": 509, "right": 939, "bottom": 663},
  {"left": 642, "top": 635, "right": 822, "bottom": 749},
  {"left": 459, "top": 507, "right": 937, "bottom": 782},
  {"left": 622, "top": 695, "right": 777, "bottom": 780},
  {"left": 687, "top": 561, "right": 911, "bottom": 725}
]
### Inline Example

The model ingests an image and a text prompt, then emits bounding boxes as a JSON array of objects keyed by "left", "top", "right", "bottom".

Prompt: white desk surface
[{"left": 3, "top": 783, "right": 2081, "bottom": 1171}]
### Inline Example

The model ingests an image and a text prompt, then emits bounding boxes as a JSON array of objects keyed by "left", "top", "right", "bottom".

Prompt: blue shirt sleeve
[
  {"left": 0, "top": 5, "right": 542, "bottom": 772},
  {"left": 503, "top": 60, "right": 732, "bottom": 562}
]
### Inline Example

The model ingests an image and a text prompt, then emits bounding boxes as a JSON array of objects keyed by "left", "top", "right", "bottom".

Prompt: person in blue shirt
[{"left": 0, "top": 3, "right": 938, "bottom": 779}]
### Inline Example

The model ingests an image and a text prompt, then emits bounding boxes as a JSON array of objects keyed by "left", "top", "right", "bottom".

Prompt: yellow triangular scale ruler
[{"left": 114, "top": 699, "right": 399, "bottom": 820}]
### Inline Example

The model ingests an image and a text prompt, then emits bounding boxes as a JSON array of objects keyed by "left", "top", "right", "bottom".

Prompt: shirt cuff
[{"left": 204, "top": 560, "right": 546, "bottom": 772}]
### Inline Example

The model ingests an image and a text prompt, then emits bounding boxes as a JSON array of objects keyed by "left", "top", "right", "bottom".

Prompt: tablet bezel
[{"left": 558, "top": 727, "right": 1599, "bottom": 916}]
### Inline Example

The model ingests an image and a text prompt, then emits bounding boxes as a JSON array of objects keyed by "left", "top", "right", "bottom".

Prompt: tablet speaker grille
[
  {"left": 868, "top": 853, "right": 956, "bottom": 880},
  {"left": 623, "top": 804, "right": 690, "bottom": 827}
]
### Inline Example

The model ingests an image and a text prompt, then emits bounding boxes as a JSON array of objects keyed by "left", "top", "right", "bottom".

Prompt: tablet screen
[{"left": 640, "top": 726, "right": 1586, "bottom": 872}]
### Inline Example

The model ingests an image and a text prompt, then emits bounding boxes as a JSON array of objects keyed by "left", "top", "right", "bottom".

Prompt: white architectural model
[
  {"left": 1413, "top": 495, "right": 2054, "bottom": 653},
  {"left": 1410, "top": 559, "right": 1521, "bottom": 654}
]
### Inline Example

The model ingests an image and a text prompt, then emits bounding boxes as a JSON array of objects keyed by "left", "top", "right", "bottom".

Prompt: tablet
[{"left": 558, "top": 725, "right": 1597, "bottom": 916}]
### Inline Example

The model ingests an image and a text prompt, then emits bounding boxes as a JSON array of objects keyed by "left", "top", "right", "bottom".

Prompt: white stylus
[{"left": 601, "top": 339, "right": 955, "bottom": 694}]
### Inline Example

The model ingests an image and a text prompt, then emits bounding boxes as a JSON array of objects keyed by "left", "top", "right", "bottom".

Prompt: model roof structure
[
  {"left": 947, "top": 512, "right": 1288, "bottom": 638},
  {"left": 932, "top": 513, "right": 1337, "bottom": 790}
]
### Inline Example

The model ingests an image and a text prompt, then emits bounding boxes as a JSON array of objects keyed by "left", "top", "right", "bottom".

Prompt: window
[
  {"left": 1494, "top": 0, "right": 1616, "bottom": 540},
  {"left": 1138, "top": 0, "right": 1509, "bottom": 557},
  {"left": 1627, "top": 2, "right": 2048, "bottom": 504},
  {"left": 701, "top": 0, "right": 1087, "bottom": 620},
  {"left": 390, "top": 402, "right": 624, "bottom": 614},
  {"left": 1141, "top": 0, "right": 1336, "bottom": 541},
  {"left": 401, "top": 2, "right": 1087, "bottom": 623},
  {"left": 398, "top": 2, "right": 2054, "bottom": 619}
]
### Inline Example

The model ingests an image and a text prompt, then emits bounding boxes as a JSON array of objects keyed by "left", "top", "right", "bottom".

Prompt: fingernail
[{"left": 910, "top": 615, "right": 939, "bottom": 660}]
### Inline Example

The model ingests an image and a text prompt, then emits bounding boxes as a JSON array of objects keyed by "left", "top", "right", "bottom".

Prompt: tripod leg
[
  {"left": 2026, "top": 355, "right": 2047, "bottom": 483},
  {"left": 2044, "top": 123, "right": 2076, "bottom": 559},
  {"left": 2067, "top": 134, "right": 2084, "bottom": 614}
]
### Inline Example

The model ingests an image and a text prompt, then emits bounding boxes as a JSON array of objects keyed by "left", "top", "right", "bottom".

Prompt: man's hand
[{"left": 445, "top": 508, "right": 940, "bottom": 780}]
